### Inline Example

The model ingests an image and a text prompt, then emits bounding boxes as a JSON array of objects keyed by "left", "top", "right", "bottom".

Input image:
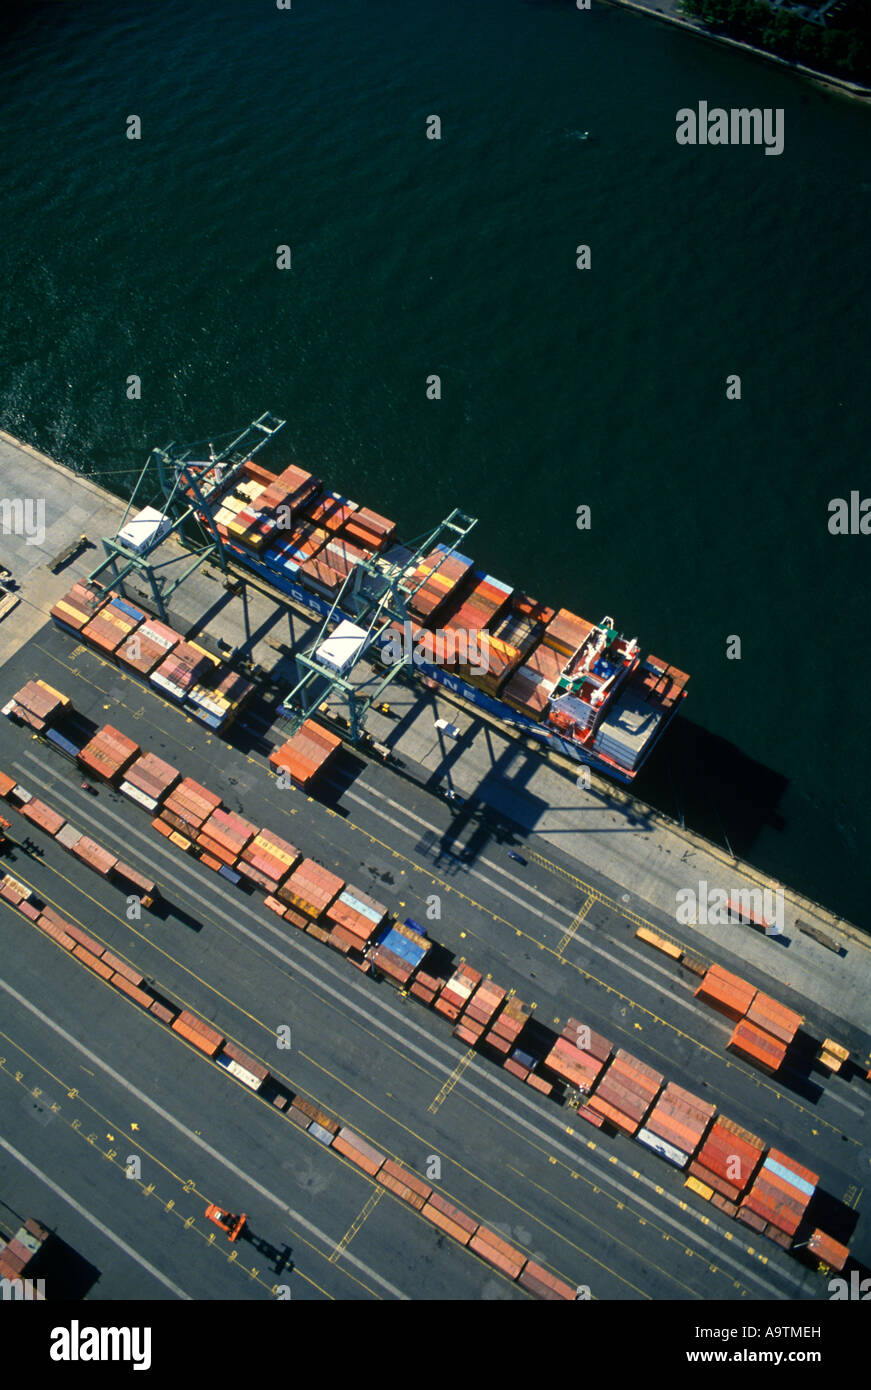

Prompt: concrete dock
[{"left": 1, "top": 430, "right": 869, "bottom": 1302}]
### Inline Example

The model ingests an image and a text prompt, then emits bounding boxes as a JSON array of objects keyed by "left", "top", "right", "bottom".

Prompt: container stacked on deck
[
  {"left": 689, "top": 1115, "right": 765, "bottom": 1207},
  {"left": 326, "top": 887, "right": 389, "bottom": 948},
  {"left": 544, "top": 1018, "right": 611, "bottom": 1093},
  {"left": 303, "top": 489, "right": 358, "bottom": 534},
  {"left": 49, "top": 581, "right": 108, "bottom": 634},
  {"left": 454, "top": 979, "right": 507, "bottom": 1046},
  {"left": 543, "top": 609, "right": 596, "bottom": 659},
  {"left": 269, "top": 719, "right": 341, "bottom": 788},
  {"left": 434, "top": 963, "right": 482, "bottom": 1022},
  {"left": 342, "top": 505, "right": 395, "bottom": 553},
  {"left": 445, "top": 572, "right": 512, "bottom": 640},
  {"left": 407, "top": 546, "right": 474, "bottom": 623},
  {"left": 636, "top": 1083, "right": 716, "bottom": 1169},
  {"left": 151, "top": 640, "right": 218, "bottom": 703},
  {"left": 81, "top": 594, "right": 144, "bottom": 655},
  {"left": 187, "top": 669, "right": 255, "bottom": 731},
  {"left": 694, "top": 963, "right": 757, "bottom": 1021},
  {"left": 372, "top": 920, "right": 430, "bottom": 984},
  {"left": 587, "top": 1048, "right": 664, "bottom": 1135},
  {"left": 8, "top": 680, "right": 70, "bottom": 732},
  {"left": 502, "top": 627, "right": 563, "bottom": 719},
  {"left": 77, "top": 724, "right": 139, "bottom": 782},
  {"left": 278, "top": 858, "right": 344, "bottom": 921},
  {"left": 120, "top": 752, "right": 180, "bottom": 812},
  {"left": 117, "top": 616, "right": 179, "bottom": 676},
  {"left": 739, "top": 1149, "right": 819, "bottom": 1244},
  {"left": 157, "top": 777, "right": 222, "bottom": 847},
  {"left": 239, "top": 829, "right": 300, "bottom": 895},
  {"left": 197, "top": 807, "right": 258, "bottom": 869}
]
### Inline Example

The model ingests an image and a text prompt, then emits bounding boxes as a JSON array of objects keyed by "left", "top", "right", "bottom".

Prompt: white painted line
[{"left": 0, "top": 1136, "right": 192, "bottom": 1300}]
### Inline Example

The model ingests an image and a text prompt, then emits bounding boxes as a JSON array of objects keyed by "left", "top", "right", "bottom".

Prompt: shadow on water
[{"left": 637, "top": 718, "right": 790, "bottom": 862}]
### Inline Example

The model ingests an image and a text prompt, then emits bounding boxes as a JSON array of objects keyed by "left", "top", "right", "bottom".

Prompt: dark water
[{"left": 1, "top": 1, "right": 868, "bottom": 923}]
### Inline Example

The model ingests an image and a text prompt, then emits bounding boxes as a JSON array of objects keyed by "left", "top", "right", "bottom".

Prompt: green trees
[{"left": 678, "top": 0, "right": 871, "bottom": 81}]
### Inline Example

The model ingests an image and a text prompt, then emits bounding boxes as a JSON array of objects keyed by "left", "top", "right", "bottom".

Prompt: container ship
[{"left": 178, "top": 452, "right": 689, "bottom": 783}]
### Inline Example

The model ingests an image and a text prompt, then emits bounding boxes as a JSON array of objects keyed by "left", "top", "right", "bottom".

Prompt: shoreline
[{"left": 600, "top": 0, "right": 871, "bottom": 103}]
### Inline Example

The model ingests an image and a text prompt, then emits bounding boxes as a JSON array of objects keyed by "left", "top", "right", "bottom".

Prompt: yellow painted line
[
  {"left": 428, "top": 1047, "right": 477, "bottom": 1115},
  {"left": 557, "top": 894, "right": 595, "bottom": 955},
  {"left": 329, "top": 1189, "right": 384, "bottom": 1263}
]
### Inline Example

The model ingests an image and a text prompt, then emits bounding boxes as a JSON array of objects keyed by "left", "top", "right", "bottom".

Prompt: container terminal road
[{"left": 0, "top": 430, "right": 869, "bottom": 1304}]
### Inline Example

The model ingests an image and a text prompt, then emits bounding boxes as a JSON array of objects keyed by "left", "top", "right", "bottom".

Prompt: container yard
[{"left": 0, "top": 431, "right": 868, "bottom": 1320}]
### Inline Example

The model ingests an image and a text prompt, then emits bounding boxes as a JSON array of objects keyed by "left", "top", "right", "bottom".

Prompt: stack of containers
[
  {"left": 636, "top": 1082, "right": 716, "bottom": 1169},
  {"left": 587, "top": 1049, "right": 664, "bottom": 1135},
  {"left": 544, "top": 1018, "right": 612, "bottom": 1093},
  {"left": 304, "top": 490, "right": 358, "bottom": 533},
  {"left": 273, "top": 462, "right": 321, "bottom": 513},
  {"left": 80, "top": 594, "right": 144, "bottom": 655},
  {"left": 434, "top": 963, "right": 483, "bottom": 1022},
  {"left": 268, "top": 719, "right": 341, "bottom": 788},
  {"left": 186, "top": 669, "right": 255, "bottom": 732},
  {"left": 739, "top": 1149, "right": 819, "bottom": 1247},
  {"left": 371, "top": 920, "right": 431, "bottom": 985},
  {"left": 483, "top": 995, "right": 534, "bottom": 1060},
  {"left": 343, "top": 505, "right": 396, "bottom": 553},
  {"left": 409, "top": 969, "right": 445, "bottom": 1007},
  {"left": 744, "top": 992, "right": 803, "bottom": 1048},
  {"left": 8, "top": 680, "right": 71, "bottom": 732},
  {"left": 21, "top": 798, "right": 66, "bottom": 838},
  {"left": 278, "top": 858, "right": 344, "bottom": 921},
  {"left": 171, "top": 1009, "right": 225, "bottom": 1057},
  {"left": 110, "top": 861, "right": 157, "bottom": 907},
  {"left": 727, "top": 1019, "right": 787, "bottom": 1074},
  {"left": 318, "top": 534, "right": 368, "bottom": 582},
  {"left": 688, "top": 1115, "right": 765, "bottom": 1211},
  {"left": 0, "top": 1219, "right": 49, "bottom": 1294},
  {"left": 72, "top": 834, "right": 118, "bottom": 877},
  {"left": 49, "top": 581, "right": 109, "bottom": 635},
  {"left": 490, "top": 602, "right": 545, "bottom": 663},
  {"left": 694, "top": 963, "right": 757, "bottom": 1020},
  {"left": 77, "top": 725, "right": 139, "bottom": 783},
  {"left": 120, "top": 752, "right": 180, "bottom": 812},
  {"left": 808, "top": 1230, "right": 850, "bottom": 1271},
  {"left": 197, "top": 807, "right": 258, "bottom": 869},
  {"left": 542, "top": 609, "right": 595, "bottom": 659},
  {"left": 469, "top": 1225, "right": 527, "bottom": 1282},
  {"left": 445, "top": 573, "right": 512, "bottom": 639},
  {"left": 460, "top": 635, "right": 524, "bottom": 695},
  {"left": 21, "top": 795, "right": 66, "bottom": 834},
  {"left": 326, "top": 887, "right": 389, "bottom": 948},
  {"left": 454, "top": 979, "right": 507, "bottom": 1047},
  {"left": 297, "top": 550, "right": 344, "bottom": 597},
  {"left": 117, "top": 616, "right": 179, "bottom": 677},
  {"left": 151, "top": 640, "right": 218, "bottom": 703},
  {"left": 216, "top": 1041, "right": 270, "bottom": 1093},
  {"left": 238, "top": 829, "right": 299, "bottom": 895},
  {"left": 407, "top": 546, "right": 474, "bottom": 622},
  {"left": 502, "top": 638, "right": 563, "bottom": 720},
  {"left": 157, "top": 777, "right": 223, "bottom": 846}
]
